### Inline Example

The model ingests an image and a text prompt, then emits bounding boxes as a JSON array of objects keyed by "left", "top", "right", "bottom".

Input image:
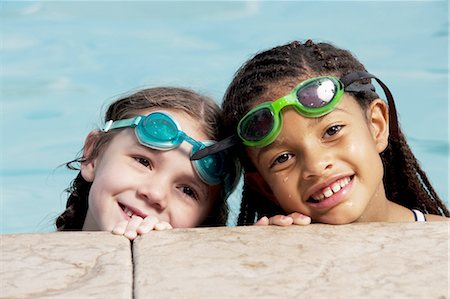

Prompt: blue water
[{"left": 1, "top": 1, "right": 448, "bottom": 233}]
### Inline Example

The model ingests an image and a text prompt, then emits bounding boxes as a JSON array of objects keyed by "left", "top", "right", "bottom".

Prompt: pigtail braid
[{"left": 383, "top": 132, "right": 449, "bottom": 216}]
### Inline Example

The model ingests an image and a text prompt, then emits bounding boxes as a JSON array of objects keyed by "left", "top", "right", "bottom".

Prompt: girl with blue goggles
[
  {"left": 103, "top": 111, "right": 228, "bottom": 186},
  {"left": 57, "top": 87, "right": 241, "bottom": 240}
]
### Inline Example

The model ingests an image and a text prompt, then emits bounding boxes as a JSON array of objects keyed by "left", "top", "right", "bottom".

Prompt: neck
[{"left": 355, "top": 182, "right": 412, "bottom": 222}]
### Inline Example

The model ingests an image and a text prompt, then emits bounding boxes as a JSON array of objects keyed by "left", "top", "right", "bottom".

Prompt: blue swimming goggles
[{"left": 103, "top": 111, "right": 234, "bottom": 187}]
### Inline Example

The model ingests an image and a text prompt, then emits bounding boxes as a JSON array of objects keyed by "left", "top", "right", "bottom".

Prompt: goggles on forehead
[
  {"left": 191, "top": 71, "right": 398, "bottom": 160},
  {"left": 103, "top": 111, "right": 236, "bottom": 188}
]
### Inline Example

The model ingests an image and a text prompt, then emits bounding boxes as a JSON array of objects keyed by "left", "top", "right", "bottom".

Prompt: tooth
[
  {"left": 313, "top": 193, "right": 324, "bottom": 201},
  {"left": 331, "top": 183, "right": 341, "bottom": 193},
  {"left": 323, "top": 187, "right": 333, "bottom": 198},
  {"left": 124, "top": 207, "right": 133, "bottom": 217}
]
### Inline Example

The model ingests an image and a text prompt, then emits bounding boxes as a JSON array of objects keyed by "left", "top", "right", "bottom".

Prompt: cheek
[
  {"left": 86, "top": 179, "right": 110, "bottom": 213},
  {"left": 268, "top": 174, "right": 299, "bottom": 205},
  {"left": 169, "top": 203, "right": 208, "bottom": 228}
]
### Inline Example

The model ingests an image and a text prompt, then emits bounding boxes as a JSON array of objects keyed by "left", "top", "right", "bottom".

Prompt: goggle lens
[
  {"left": 239, "top": 108, "right": 274, "bottom": 142},
  {"left": 193, "top": 149, "right": 225, "bottom": 185},
  {"left": 297, "top": 77, "right": 336, "bottom": 108},
  {"left": 138, "top": 112, "right": 180, "bottom": 149}
]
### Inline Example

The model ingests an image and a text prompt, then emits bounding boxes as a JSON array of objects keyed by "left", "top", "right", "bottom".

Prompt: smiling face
[
  {"left": 81, "top": 109, "right": 219, "bottom": 231},
  {"left": 247, "top": 91, "right": 390, "bottom": 224}
]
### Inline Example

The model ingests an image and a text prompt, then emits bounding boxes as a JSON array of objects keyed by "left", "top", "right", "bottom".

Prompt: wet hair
[
  {"left": 56, "top": 87, "right": 229, "bottom": 230},
  {"left": 220, "top": 39, "right": 449, "bottom": 225}
]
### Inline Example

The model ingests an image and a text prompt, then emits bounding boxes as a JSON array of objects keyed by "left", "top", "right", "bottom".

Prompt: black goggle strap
[
  {"left": 341, "top": 71, "right": 399, "bottom": 140},
  {"left": 190, "top": 135, "right": 239, "bottom": 160}
]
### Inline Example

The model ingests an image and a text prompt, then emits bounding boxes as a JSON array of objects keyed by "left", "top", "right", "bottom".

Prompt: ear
[
  {"left": 80, "top": 130, "right": 100, "bottom": 182},
  {"left": 367, "top": 99, "right": 389, "bottom": 153},
  {"left": 244, "top": 172, "right": 278, "bottom": 204}
]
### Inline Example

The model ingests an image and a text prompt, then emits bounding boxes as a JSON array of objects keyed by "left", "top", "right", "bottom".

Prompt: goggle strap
[
  {"left": 190, "top": 135, "right": 239, "bottom": 160},
  {"left": 344, "top": 82, "right": 376, "bottom": 93},
  {"left": 342, "top": 71, "right": 399, "bottom": 139},
  {"left": 103, "top": 116, "right": 143, "bottom": 132}
]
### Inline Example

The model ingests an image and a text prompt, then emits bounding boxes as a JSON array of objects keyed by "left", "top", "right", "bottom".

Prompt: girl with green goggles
[{"left": 196, "top": 40, "right": 449, "bottom": 227}]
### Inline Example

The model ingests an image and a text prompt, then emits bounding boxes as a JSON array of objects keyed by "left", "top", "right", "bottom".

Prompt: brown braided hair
[
  {"left": 56, "top": 87, "right": 229, "bottom": 230},
  {"left": 220, "top": 40, "right": 449, "bottom": 225}
]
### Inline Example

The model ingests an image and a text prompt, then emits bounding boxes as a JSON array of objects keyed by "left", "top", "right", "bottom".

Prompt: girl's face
[
  {"left": 247, "top": 93, "right": 390, "bottom": 224},
  {"left": 81, "top": 109, "right": 219, "bottom": 231}
]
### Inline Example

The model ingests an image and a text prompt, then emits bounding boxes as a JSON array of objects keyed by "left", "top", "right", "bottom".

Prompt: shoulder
[{"left": 425, "top": 214, "right": 450, "bottom": 222}]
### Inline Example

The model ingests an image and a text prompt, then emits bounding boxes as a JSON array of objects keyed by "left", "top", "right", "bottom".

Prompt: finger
[
  {"left": 289, "top": 212, "right": 312, "bottom": 225},
  {"left": 255, "top": 216, "right": 269, "bottom": 226},
  {"left": 154, "top": 221, "right": 173, "bottom": 231},
  {"left": 268, "top": 215, "right": 294, "bottom": 226},
  {"left": 124, "top": 215, "right": 144, "bottom": 240},
  {"left": 136, "top": 216, "right": 159, "bottom": 234},
  {"left": 112, "top": 220, "right": 128, "bottom": 235}
]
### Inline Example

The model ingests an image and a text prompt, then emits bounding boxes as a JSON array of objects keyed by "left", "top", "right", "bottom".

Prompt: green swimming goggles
[
  {"left": 103, "top": 111, "right": 229, "bottom": 186},
  {"left": 191, "top": 71, "right": 398, "bottom": 159}
]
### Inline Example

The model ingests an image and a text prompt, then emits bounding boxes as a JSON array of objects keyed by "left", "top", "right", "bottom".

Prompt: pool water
[{"left": 1, "top": 1, "right": 448, "bottom": 233}]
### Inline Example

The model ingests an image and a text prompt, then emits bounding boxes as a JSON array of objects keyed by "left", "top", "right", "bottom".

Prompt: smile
[
  {"left": 118, "top": 203, "right": 147, "bottom": 219},
  {"left": 309, "top": 176, "right": 352, "bottom": 203}
]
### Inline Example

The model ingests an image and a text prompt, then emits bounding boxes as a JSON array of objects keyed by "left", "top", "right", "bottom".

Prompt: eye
[
  {"left": 179, "top": 185, "right": 199, "bottom": 201},
  {"left": 270, "top": 153, "right": 294, "bottom": 168},
  {"left": 134, "top": 157, "right": 152, "bottom": 169},
  {"left": 324, "top": 124, "right": 343, "bottom": 138}
]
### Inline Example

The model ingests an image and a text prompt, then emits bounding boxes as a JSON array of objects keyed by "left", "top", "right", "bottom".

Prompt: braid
[
  {"left": 223, "top": 39, "right": 449, "bottom": 223},
  {"left": 237, "top": 174, "right": 285, "bottom": 225},
  {"left": 383, "top": 131, "right": 449, "bottom": 216},
  {"left": 237, "top": 180, "right": 255, "bottom": 225}
]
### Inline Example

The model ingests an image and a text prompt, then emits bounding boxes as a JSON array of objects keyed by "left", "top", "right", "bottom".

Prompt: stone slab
[
  {"left": 133, "top": 222, "right": 449, "bottom": 299},
  {"left": 1, "top": 232, "right": 132, "bottom": 299}
]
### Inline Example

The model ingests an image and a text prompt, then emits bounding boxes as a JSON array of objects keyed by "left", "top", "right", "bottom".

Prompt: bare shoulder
[{"left": 425, "top": 214, "right": 450, "bottom": 222}]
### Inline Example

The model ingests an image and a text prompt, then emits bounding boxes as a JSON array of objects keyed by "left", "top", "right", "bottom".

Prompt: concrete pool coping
[{"left": 1, "top": 222, "right": 448, "bottom": 298}]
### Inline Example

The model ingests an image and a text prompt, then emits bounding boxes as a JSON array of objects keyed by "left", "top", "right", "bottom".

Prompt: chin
[{"left": 315, "top": 211, "right": 362, "bottom": 225}]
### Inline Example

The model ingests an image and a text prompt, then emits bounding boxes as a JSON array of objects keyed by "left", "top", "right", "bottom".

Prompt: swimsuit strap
[{"left": 411, "top": 209, "right": 427, "bottom": 222}]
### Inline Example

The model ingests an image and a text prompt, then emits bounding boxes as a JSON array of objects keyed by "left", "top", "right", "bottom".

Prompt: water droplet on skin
[
  {"left": 345, "top": 201, "right": 354, "bottom": 207},
  {"left": 283, "top": 177, "right": 289, "bottom": 183},
  {"left": 288, "top": 194, "right": 292, "bottom": 199}
]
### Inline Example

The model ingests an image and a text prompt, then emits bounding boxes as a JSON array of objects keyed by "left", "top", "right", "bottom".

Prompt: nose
[
  {"left": 137, "top": 181, "right": 168, "bottom": 212},
  {"left": 300, "top": 142, "right": 333, "bottom": 181}
]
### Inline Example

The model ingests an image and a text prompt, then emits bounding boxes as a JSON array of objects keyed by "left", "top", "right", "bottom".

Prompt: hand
[
  {"left": 112, "top": 215, "right": 173, "bottom": 240},
  {"left": 255, "top": 212, "right": 311, "bottom": 226}
]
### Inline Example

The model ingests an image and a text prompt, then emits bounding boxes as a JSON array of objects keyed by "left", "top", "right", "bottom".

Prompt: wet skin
[{"left": 247, "top": 94, "right": 400, "bottom": 224}]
